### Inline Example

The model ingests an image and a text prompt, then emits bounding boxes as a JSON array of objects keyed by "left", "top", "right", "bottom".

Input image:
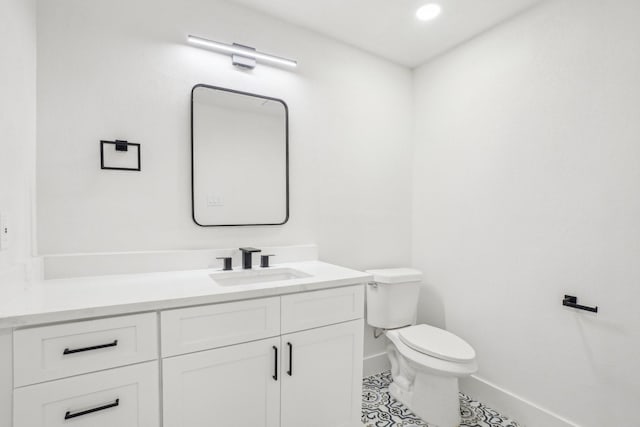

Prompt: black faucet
[{"left": 239, "top": 247, "right": 261, "bottom": 269}]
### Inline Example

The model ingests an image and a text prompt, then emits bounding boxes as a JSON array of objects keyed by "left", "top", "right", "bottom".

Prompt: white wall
[
  {"left": 0, "top": 0, "right": 36, "bottom": 423},
  {"left": 36, "top": 0, "right": 413, "bottom": 358},
  {"left": 412, "top": 0, "right": 640, "bottom": 425},
  {"left": 0, "top": 0, "right": 36, "bottom": 285}
]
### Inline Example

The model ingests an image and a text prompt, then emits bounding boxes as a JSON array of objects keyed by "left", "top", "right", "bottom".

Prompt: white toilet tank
[{"left": 365, "top": 268, "right": 423, "bottom": 329}]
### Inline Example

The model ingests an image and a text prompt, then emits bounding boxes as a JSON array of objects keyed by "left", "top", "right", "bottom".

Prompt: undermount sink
[{"left": 210, "top": 267, "right": 311, "bottom": 286}]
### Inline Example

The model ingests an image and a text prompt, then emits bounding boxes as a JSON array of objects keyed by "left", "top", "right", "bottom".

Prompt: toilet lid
[{"left": 398, "top": 324, "right": 476, "bottom": 363}]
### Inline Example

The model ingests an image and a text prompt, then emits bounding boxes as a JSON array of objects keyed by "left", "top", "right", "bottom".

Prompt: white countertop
[{"left": 0, "top": 261, "right": 372, "bottom": 329}]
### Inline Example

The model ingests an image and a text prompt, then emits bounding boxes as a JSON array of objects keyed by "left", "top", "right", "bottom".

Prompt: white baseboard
[
  {"left": 362, "top": 354, "right": 581, "bottom": 427},
  {"left": 363, "top": 351, "right": 389, "bottom": 378},
  {"left": 460, "top": 375, "right": 581, "bottom": 427}
]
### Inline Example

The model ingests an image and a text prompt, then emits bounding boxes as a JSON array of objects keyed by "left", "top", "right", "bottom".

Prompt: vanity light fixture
[
  {"left": 416, "top": 3, "right": 442, "bottom": 21},
  {"left": 187, "top": 35, "right": 297, "bottom": 69}
]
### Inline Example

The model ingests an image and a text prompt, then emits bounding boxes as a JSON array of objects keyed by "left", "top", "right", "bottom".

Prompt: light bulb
[{"left": 416, "top": 3, "right": 442, "bottom": 21}]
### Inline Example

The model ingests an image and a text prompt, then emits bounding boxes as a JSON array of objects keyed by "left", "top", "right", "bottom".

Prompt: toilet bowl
[
  {"left": 365, "top": 268, "right": 478, "bottom": 427},
  {"left": 385, "top": 325, "right": 477, "bottom": 427}
]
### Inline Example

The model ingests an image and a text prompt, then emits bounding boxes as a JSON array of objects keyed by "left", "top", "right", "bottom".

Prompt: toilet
[{"left": 366, "top": 268, "right": 478, "bottom": 427}]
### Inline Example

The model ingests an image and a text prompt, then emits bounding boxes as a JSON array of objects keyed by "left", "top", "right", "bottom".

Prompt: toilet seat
[
  {"left": 398, "top": 324, "right": 476, "bottom": 363},
  {"left": 385, "top": 329, "right": 478, "bottom": 377}
]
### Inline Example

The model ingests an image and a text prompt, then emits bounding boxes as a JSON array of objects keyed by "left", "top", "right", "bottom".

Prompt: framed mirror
[{"left": 191, "top": 85, "right": 289, "bottom": 226}]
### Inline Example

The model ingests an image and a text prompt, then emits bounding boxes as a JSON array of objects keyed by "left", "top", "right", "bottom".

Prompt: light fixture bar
[{"left": 187, "top": 35, "right": 297, "bottom": 68}]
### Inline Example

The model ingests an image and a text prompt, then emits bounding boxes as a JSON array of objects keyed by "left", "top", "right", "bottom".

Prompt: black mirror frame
[{"left": 191, "top": 84, "right": 290, "bottom": 227}]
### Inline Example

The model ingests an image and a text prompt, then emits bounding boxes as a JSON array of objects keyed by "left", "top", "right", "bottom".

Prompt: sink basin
[{"left": 210, "top": 267, "right": 311, "bottom": 286}]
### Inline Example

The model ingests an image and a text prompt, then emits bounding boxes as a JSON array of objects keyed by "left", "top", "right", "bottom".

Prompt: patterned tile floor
[{"left": 362, "top": 371, "right": 521, "bottom": 427}]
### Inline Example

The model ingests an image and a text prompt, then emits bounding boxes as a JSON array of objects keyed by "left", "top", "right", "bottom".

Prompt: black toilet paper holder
[{"left": 562, "top": 295, "right": 598, "bottom": 313}]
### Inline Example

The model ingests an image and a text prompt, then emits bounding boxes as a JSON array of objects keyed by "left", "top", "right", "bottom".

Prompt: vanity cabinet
[
  {"left": 10, "top": 284, "right": 365, "bottom": 427},
  {"left": 162, "top": 285, "right": 364, "bottom": 427},
  {"left": 163, "top": 321, "right": 363, "bottom": 427}
]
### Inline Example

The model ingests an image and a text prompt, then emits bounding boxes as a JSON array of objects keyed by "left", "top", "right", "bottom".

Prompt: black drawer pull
[
  {"left": 287, "top": 342, "right": 293, "bottom": 376},
  {"left": 64, "top": 398, "right": 119, "bottom": 420},
  {"left": 63, "top": 340, "right": 118, "bottom": 355},
  {"left": 272, "top": 345, "right": 278, "bottom": 381}
]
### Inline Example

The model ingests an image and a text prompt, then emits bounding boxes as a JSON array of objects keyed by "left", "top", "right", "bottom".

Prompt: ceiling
[{"left": 226, "top": 0, "right": 542, "bottom": 68}]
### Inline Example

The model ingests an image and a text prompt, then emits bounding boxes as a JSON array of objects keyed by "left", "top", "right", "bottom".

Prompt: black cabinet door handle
[
  {"left": 287, "top": 342, "right": 293, "bottom": 376},
  {"left": 65, "top": 398, "right": 119, "bottom": 420},
  {"left": 63, "top": 340, "right": 118, "bottom": 355},
  {"left": 272, "top": 345, "right": 278, "bottom": 381}
]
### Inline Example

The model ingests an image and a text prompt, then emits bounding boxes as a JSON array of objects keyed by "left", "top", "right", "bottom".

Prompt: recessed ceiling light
[{"left": 416, "top": 3, "right": 442, "bottom": 21}]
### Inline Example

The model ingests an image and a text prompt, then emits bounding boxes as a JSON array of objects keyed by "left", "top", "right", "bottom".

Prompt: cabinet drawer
[
  {"left": 13, "top": 313, "right": 158, "bottom": 387},
  {"left": 281, "top": 285, "right": 364, "bottom": 334},
  {"left": 13, "top": 361, "right": 159, "bottom": 427},
  {"left": 161, "top": 297, "right": 280, "bottom": 357}
]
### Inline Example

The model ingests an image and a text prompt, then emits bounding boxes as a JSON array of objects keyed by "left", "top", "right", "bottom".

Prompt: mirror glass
[{"left": 191, "top": 85, "right": 289, "bottom": 226}]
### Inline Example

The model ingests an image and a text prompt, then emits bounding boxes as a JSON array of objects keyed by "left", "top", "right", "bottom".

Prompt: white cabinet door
[
  {"left": 13, "top": 361, "right": 159, "bottom": 427},
  {"left": 163, "top": 337, "right": 280, "bottom": 427},
  {"left": 280, "top": 319, "right": 364, "bottom": 427}
]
